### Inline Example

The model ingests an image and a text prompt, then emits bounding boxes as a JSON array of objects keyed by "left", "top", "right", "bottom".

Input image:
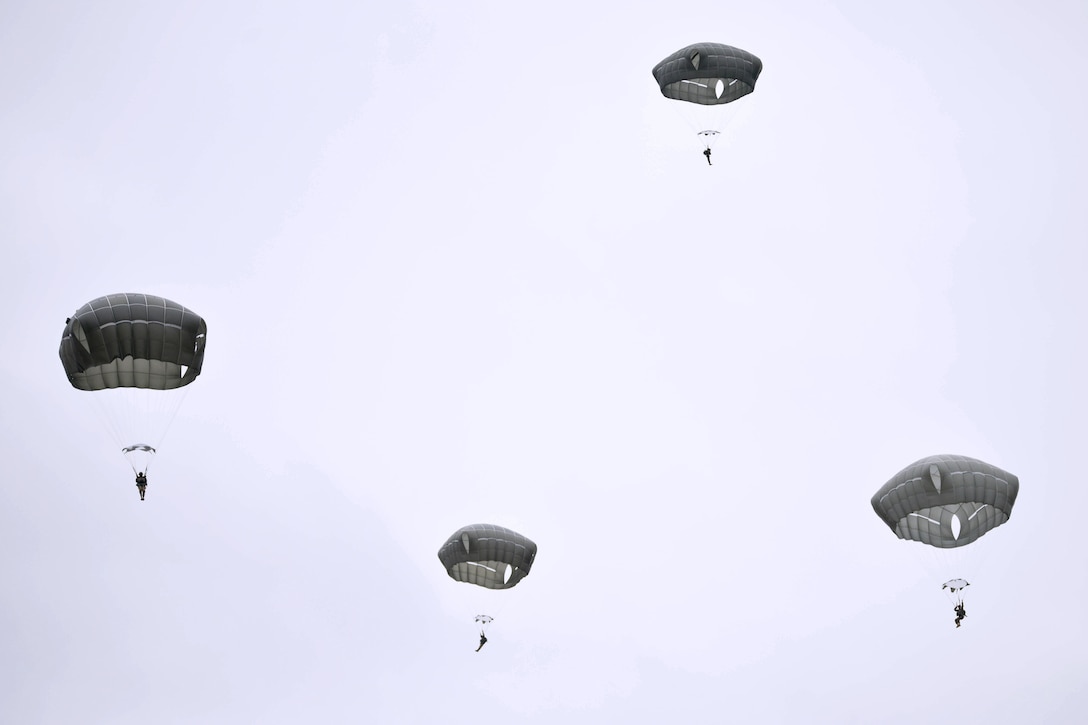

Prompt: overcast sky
[{"left": 2, "top": 1, "right": 1087, "bottom": 723}]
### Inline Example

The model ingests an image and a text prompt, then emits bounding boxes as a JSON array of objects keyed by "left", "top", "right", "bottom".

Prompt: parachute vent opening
[
  {"left": 503, "top": 564, "right": 512, "bottom": 585},
  {"left": 930, "top": 464, "right": 942, "bottom": 493},
  {"left": 950, "top": 513, "right": 962, "bottom": 540},
  {"left": 74, "top": 322, "right": 91, "bottom": 353},
  {"left": 715, "top": 79, "right": 725, "bottom": 99},
  {"left": 180, "top": 365, "right": 188, "bottom": 378},
  {"left": 461, "top": 533, "right": 471, "bottom": 553},
  {"left": 690, "top": 52, "right": 701, "bottom": 70}
]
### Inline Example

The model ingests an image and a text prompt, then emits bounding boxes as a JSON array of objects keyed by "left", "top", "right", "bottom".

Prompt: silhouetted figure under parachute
[{"left": 954, "top": 603, "right": 967, "bottom": 628}]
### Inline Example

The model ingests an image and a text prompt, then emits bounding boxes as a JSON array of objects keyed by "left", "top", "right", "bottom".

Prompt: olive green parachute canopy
[
  {"left": 871, "top": 455, "right": 1019, "bottom": 549},
  {"left": 438, "top": 523, "right": 537, "bottom": 590},
  {"left": 60, "top": 293, "right": 207, "bottom": 391},
  {"left": 652, "top": 42, "right": 762, "bottom": 105}
]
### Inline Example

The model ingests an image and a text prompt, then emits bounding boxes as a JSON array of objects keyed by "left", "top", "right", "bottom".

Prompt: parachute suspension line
[
  {"left": 87, "top": 390, "right": 129, "bottom": 453},
  {"left": 83, "top": 384, "right": 191, "bottom": 476},
  {"left": 707, "top": 99, "right": 750, "bottom": 151},
  {"left": 152, "top": 385, "right": 191, "bottom": 450},
  {"left": 665, "top": 95, "right": 750, "bottom": 154},
  {"left": 466, "top": 585, "right": 515, "bottom": 641},
  {"left": 131, "top": 384, "right": 190, "bottom": 450},
  {"left": 490, "top": 595, "right": 510, "bottom": 623},
  {"left": 137, "top": 385, "right": 190, "bottom": 476},
  {"left": 667, "top": 101, "right": 706, "bottom": 148},
  {"left": 906, "top": 527, "right": 1001, "bottom": 611},
  {"left": 943, "top": 584, "right": 967, "bottom": 607},
  {"left": 472, "top": 595, "right": 507, "bottom": 630},
  {"left": 125, "top": 451, "right": 149, "bottom": 475},
  {"left": 947, "top": 530, "right": 999, "bottom": 601},
  {"left": 910, "top": 541, "right": 962, "bottom": 597}
]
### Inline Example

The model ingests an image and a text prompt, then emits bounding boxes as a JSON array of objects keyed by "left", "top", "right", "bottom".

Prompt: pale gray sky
[{"left": 2, "top": 1, "right": 1086, "bottom": 723}]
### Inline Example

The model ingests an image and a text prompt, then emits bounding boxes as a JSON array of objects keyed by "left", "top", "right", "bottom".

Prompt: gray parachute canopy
[
  {"left": 438, "top": 523, "right": 537, "bottom": 590},
  {"left": 60, "top": 293, "right": 207, "bottom": 391},
  {"left": 871, "top": 455, "right": 1019, "bottom": 549},
  {"left": 652, "top": 42, "right": 762, "bottom": 105}
]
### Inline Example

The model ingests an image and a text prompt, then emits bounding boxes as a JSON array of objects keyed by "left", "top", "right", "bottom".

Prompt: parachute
[
  {"left": 942, "top": 578, "right": 970, "bottom": 606},
  {"left": 871, "top": 454, "right": 1019, "bottom": 548},
  {"left": 60, "top": 293, "right": 206, "bottom": 392},
  {"left": 651, "top": 42, "right": 762, "bottom": 152},
  {"left": 59, "top": 293, "right": 207, "bottom": 479},
  {"left": 438, "top": 523, "right": 537, "bottom": 590},
  {"left": 872, "top": 455, "right": 1019, "bottom": 619},
  {"left": 942, "top": 578, "right": 970, "bottom": 593},
  {"left": 652, "top": 42, "right": 762, "bottom": 105}
]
